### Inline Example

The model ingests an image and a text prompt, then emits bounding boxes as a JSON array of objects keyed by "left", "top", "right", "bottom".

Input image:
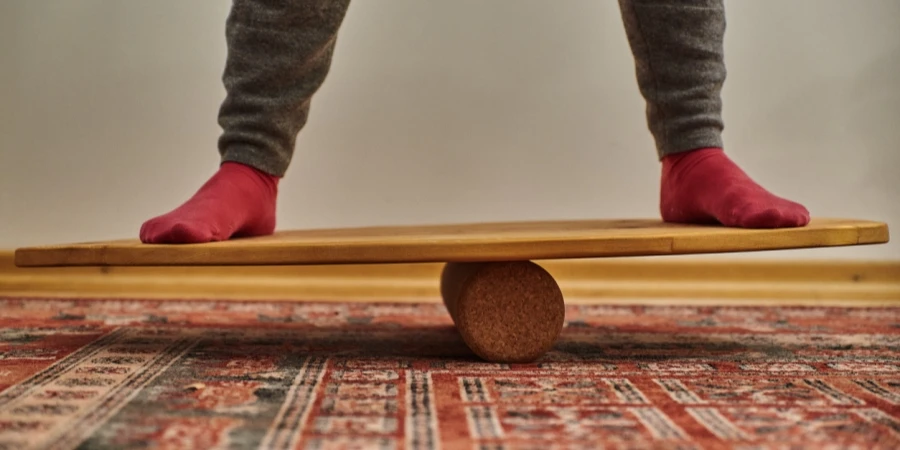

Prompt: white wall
[{"left": 1, "top": 0, "right": 897, "bottom": 260}]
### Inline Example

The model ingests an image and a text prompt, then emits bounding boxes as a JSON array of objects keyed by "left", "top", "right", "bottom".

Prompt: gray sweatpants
[{"left": 218, "top": 0, "right": 726, "bottom": 177}]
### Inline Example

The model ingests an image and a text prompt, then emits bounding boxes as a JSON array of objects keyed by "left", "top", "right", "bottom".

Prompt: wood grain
[{"left": 13, "top": 218, "right": 890, "bottom": 267}]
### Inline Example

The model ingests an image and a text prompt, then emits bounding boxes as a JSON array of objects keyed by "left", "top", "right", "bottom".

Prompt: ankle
[
  {"left": 662, "top": 147, "right": 723, "bottom": 169},
  {"left": 219, "top": 161, "right": 280, "bottom": 197}
]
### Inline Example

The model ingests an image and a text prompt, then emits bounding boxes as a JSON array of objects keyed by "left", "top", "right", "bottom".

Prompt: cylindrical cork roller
[{"left": 439, "top": 261, "right": 566, "bottom": 363}]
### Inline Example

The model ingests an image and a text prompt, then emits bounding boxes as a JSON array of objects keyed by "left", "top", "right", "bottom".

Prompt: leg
[
  {"left": 140, "top": 0, "right": 351, "bottom": 243},
  {"left": 618, "top": 0, "right": 810, "bottom": 228}
]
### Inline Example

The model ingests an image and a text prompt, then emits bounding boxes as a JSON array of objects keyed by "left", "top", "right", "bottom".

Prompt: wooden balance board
[{"left": 14, "top": 218, "right": 890, "bottom": 363}]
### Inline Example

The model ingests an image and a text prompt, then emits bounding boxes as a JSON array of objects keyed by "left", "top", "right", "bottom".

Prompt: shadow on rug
[{"left": 0, "top": 298, "right": 899, "bottom": 449}]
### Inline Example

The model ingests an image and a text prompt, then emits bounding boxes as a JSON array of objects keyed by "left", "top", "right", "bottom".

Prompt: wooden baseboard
[{"left": 1, "top": 251, "right": 898, "bottom": 306}]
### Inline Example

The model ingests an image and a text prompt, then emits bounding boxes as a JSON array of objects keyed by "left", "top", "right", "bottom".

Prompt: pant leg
[
  {"left": 617, "top": 0, "right": 727, "bottom": 159},
  {"left": 217, "top": 0, "right": 352, "bottom": 176}
]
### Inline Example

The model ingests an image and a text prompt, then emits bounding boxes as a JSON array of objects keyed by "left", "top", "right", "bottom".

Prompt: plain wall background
[{"left": 1, "top": 0, "right": 897, "bottom": 260}]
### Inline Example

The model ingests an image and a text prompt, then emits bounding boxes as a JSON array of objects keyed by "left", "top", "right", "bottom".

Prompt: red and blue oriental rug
[{"left": 0, "top": 297, "right": 898, "bottom": 449}]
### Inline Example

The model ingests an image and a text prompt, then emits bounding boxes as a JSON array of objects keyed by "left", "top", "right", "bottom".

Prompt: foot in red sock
[
  {"left": 660, "top": 148, "right": 810, "bottom": 228},
  {"left": 140, "top": 162, "right": 278, "bottom": 243}
]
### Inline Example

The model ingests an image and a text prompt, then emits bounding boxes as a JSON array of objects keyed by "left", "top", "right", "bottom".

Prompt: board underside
[{"left": 13, "top": 218, "right": 890, "bottom": 267}]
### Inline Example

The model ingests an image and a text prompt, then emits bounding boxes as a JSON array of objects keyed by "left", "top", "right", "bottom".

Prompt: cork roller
[{"left": 439, "top": 261, "right": 566, "bottom": 363}]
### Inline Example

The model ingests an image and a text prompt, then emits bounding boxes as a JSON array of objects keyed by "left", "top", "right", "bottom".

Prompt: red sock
[
  {"left": 140, "top": 162, "right": 278, "bottom": 243},
  {"left": 660, "top": 148, "right": 810, "bottom": 228}
]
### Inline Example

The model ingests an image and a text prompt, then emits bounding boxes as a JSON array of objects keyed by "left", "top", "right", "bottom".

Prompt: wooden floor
[{"left": 2, "top": 251, "right": 898, "bottom": 306}]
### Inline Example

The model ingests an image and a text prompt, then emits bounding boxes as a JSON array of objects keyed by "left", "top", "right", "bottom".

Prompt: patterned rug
[{"left": 0, "top": 297, "right": 899, "bottom": 449}]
